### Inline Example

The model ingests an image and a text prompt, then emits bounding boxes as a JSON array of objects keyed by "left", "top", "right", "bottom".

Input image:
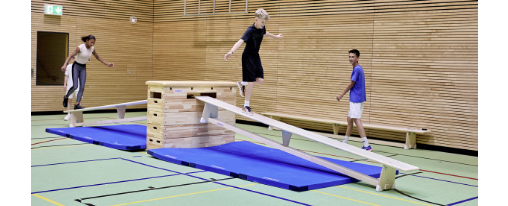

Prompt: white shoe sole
[
  {"left": 242, "top": 111, "right": 253, "bottom": 116},
  {"left": 237, "top": 82, "right": 245, "bottom": 97},
  {"left": 241, "top": 108, "right": 253, "bottom": 116}
]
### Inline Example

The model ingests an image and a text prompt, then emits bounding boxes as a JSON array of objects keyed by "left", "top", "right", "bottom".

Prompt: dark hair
[
  {"left": 348, "top": 49, "right": 360, "bottom": 57},
  {"left": 81, "top": 35, "right": 96, "bottom": 42}
]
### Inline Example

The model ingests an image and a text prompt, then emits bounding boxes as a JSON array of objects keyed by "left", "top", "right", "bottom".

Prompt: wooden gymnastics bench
[
  {"left": 262, "top": 113, "right": 430, "bottom": 150},
  {"left": 64, "top": 100, "right": 148, "bottom": 127}
]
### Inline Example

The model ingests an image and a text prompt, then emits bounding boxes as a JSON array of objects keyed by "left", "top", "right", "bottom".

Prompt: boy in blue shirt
[
  {"left": 336, "top": 49, "right": 372, "bottom": 151},
  {"left": 224, "top": 8, "right": 283, "bottom": 115}
]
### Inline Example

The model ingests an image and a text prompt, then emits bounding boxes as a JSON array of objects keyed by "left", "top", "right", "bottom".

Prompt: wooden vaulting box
[{"left": 145, "top": 81, "right": 237, "bottom": 149}]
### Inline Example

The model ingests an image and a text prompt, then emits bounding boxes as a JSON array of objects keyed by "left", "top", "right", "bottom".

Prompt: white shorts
[
  {"left": 348, "top": 102, "right": 364, "bottom": 119},
  {"left": 66, "top": 90, "right": 80, "bottom": 99}
]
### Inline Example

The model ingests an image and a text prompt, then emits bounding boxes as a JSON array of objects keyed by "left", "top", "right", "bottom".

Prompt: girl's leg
[{"left": 75, "top": 68, "right": 86, "bottom": 105}]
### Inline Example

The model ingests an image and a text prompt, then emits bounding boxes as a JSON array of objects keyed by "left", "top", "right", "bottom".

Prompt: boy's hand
[
  {"left": 336, "top": 95, "right": 343, "bottom": 101},
  {"left": 276, "top": 34, "right": 283, "bottom": 39},
  {"left": 224, "top": 52, "right": 232, "bottom": 61},
  {"left": 61, "top": 65, "right": 66, "bottom": 71},
  {"left": 64, "top": 85, "right": 67, "bottom": 91},
  {"left": 107, "top": 62, "right": 114, "bottom": 68}
]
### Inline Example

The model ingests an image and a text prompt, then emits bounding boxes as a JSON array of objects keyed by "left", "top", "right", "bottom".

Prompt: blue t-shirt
[
  {"left": 350, "top": 65, "right": 366, "bottom": 103},
  {"left": 241, "top": 24, "right": 266, "bottom": 54}
]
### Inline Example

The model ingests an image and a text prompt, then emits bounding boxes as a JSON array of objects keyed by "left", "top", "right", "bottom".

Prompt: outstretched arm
[
  {"left": 336, "top": 81, "right": 355, "bottom": 101},
  {"left": 224, "top": 39, "right": 244, "bottom": 61},
  {"left": 264, "top": 31, "right": 283, "bottom": 39},
  {"left": 61, "top": 47, "right": 80, "bottom": 71},
  {"left": 92, "top": 50, "right": 114, "bottom": 68}
]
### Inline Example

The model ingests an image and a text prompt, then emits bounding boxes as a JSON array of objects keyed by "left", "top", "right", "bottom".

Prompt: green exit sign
[{"left": 44, "top": 4, "right": 63, "bottom": 15}]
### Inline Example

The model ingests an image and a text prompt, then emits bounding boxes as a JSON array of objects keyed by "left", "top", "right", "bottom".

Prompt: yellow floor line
[
  {"left": 337, "top": 186, "right": 433, "bottom": 206},
  {"left": 32, "top": 194, "right": 65, "bottom": 206},
  {"left": 112, "top": 183, "right": 258, "bottom": 206},
  {"left": 311, "top": 190, "right": 380, "bottom": 206},
  {"left": 32, "top": 144, "right": 93, "bottom": 150}
]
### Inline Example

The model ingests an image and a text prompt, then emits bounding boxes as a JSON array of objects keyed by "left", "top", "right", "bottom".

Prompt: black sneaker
[
  {"left": 74, "top": 104, "right": 85, "bottom": 110},
  {"left": 63, "top": 96, "right": 68, "bottom": 107}
]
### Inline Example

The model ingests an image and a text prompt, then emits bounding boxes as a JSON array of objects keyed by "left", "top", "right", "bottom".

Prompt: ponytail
[{"left": 81, "top": 35, "right": 96, "bottom": 42}]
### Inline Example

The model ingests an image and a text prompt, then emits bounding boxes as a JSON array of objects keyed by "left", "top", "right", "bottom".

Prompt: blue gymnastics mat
[
  {"left": 46, "top": 125, "right": 146, "bottom": 151},
  {"left": 149, "top": 141, "right": 393, "bottom": 191}
]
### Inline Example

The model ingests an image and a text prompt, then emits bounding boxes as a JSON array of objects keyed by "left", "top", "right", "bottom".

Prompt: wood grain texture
[
  {"left": 31, "top": 0, "right": 154, "bottom": 112},
  {"left": 31, "top": 0, "right": 477, "bottom": 151},
  {"left": 151, "top": 0, "right": 477, "bottom": 151}
]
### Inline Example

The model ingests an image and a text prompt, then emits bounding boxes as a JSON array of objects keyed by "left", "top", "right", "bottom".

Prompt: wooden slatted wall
[
  {"left": 31, "top": 0, "right": 477, "bottom": 151},
  {"left": 152, "top": 0, "right": 477, "bottom": 151},
  {"left": 31, "top": 0, "right": 154, "bottom": 112}
]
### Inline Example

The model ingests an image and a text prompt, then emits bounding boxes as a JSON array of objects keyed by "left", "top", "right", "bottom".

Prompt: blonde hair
[{"left": 255, "top": 9, "right": 270, "bottom": 21}]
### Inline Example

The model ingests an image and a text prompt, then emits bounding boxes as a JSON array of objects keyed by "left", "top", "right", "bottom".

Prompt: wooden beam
[
  {"left": 75, "top": 116, "right": 147, "bottom": 127},
  {"left": 195, "top": 96, "right": 419, "bottom": 172},
  {"left": 263, "top": 113, "right": 431, "bottom": 134},
  {"left": 206, "top": 118, "right": 379, "bottom": 186},
  {"left": 64, "top": 100, "right": 147, "bottom": 113},
  {"left": 316, "top": 132, "right": 407, "bottom": 148}
]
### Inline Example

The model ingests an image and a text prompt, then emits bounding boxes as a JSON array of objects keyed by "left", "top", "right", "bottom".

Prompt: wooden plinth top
[{"left": 146, "top": 81, "right": 237, "bottom": 87}]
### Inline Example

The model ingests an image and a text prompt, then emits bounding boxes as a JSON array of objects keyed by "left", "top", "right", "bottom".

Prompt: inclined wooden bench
[
  {"left": 64, "top": 100, "right": 148, "bottom": 127},
  {"left": 262, "top": 113, "right": 430, "bottom": 150},
  {"left": 198, "top": 96, "right": 419, "bottom": 191}
]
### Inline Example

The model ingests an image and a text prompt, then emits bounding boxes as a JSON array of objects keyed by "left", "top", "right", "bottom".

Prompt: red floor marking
[
  {"left": 32, "top": 138, "right": 68, "bottom": 146},
  {"left": 238, "top": 140, "right": 478, "bottom": 181},
  {"left": 418, "top": 169, "right": 478, "bottom": 180}
]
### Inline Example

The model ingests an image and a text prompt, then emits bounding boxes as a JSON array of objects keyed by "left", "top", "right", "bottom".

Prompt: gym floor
[{"left": 31, "top": 112, "right": 478, "bottom": 206}]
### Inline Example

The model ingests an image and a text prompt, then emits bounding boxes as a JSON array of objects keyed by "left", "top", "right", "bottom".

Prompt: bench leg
[
  {"left": 405, "top": 132, "right": 416, "bottom": 149},
  {"left": 333, "top": 123, "right": 340, "bottom": 135},
  {"left": 70, "top": 111, "right": 84, "bottom": 127},
  {"left": 282, "top": 130, "right": 292, "bottom": 147},
  {"left": 376, "top": 165, "right": 397, "bottom": 192},
  {"left": 200, "top": 103, "right": 218, "bottom": 123},
  {"left": 116, "top": 106, "right": 126, "bottom": 119}
]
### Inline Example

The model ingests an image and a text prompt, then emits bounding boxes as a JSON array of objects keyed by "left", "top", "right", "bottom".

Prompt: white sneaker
[
  {"left": 64, "top": 114, "right": 71, "bottom": 121},
  {"left": 242, "top": 106, "right": 253, "bottom": 116},
  {"left": 237, "top": 81, "right": 245, "bottom": 97}
]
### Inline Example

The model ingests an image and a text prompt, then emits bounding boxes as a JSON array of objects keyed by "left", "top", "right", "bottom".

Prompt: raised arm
[
  {"left": 61, "top": 47, "right": 80, "bottom": 71},
  {"left": 92, "top": 50, "right": 114, "bottom": 68},
  {"left": 224, "top": 39, "right": 245, "bottom": 61},
  {"left": 264, "top": 31, "right": 283, "bottom": 39},
  {"left": 336, "top": 81, "right": 355, "bottom": 101}
]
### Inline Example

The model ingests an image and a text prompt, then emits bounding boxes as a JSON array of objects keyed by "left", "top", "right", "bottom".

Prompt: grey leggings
[{"left": 65, "top": 62, "right": 86, "bottom": 102}]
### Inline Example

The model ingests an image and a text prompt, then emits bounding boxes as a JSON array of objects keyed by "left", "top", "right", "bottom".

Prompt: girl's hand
[
  {"left": 61, "top": 65, "right": 67, "bottom": 71},
  {"left": 107, "top": 63, "right": 114, "bottom": 68},
  {"left": 224, "top": 52, "right": 232, "bottom": 61},
  {"left": 276, "top": 34, "right": 283, "bottom": 39}
]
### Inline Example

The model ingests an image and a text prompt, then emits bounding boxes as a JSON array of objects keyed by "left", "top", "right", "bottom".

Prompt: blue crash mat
[
  {"left": 149, "top": 141, "right": 394, "bottom": 191},
  {"left": 46, "top": 125, "right": 146, "bottom": 150}
]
